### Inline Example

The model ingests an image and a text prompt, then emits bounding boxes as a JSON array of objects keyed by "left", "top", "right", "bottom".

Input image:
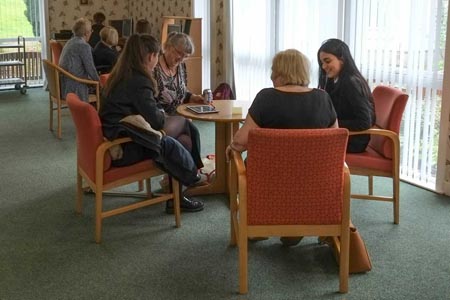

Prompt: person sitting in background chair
[
  {"left": 59, "top": 18, "right": 99, "bottom": 102},
  {"left": 93, "top": 26, "right": 119, "bottom": 74},
  {"left": 135, "top": 19, "right": 151, "bottom": 34},
  {"left": 88, "top": 12, "right": 106, "bottom": 48},
  {"left": 226, "top": 49, "right": 338, "bottom": 246}
]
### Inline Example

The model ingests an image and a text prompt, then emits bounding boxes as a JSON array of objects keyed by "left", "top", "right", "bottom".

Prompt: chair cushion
[
  {"left": 346, "top": 146, "right": 392, "bottom": 173},
  {"left": 103, "top": 159, "right": 156, "bottom": 185},
  {"left": 368, "top": 134, "right": 392, "bottom": 160}
]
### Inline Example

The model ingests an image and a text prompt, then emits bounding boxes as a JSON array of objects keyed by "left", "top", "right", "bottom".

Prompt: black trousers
[{"left": 111, "top": 136, "right": 198, "bottom": 187}]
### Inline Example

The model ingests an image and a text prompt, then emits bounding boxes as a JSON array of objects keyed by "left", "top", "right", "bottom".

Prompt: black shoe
[
  {"left": 166, "top": 196, "right": 204, "bottom": 214},
  {"left": 195, "top": 173, "right": 202, "bottom": 183}
]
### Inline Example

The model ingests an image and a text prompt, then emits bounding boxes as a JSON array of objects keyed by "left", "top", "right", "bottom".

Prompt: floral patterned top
[{"left": 153, "top": 62, "right": 191, "bottom": 115}]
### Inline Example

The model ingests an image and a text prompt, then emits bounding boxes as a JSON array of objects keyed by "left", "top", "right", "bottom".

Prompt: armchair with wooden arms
[
  {"left": 66, "top": 93, "right": 181, "bottom": 243},
  {"left": 230, "top": 128, "right": 351, "bottom": 294},
  {"left": 42, "top": 59, "right": 100, "bottom": 139},
  {"left": 346, "top": 85, "right": 408, "bottom": 224}
]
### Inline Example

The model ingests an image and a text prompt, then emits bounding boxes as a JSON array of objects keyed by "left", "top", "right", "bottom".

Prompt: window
[
  {"left": 0, "top": 0, "right": 45, "bottom": 87},
  {"left": 231, "top": 0, "right": 448, "bottom": 191}
]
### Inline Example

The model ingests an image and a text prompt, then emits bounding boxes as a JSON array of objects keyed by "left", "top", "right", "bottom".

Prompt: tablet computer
[{"left": 186, "top": 105, "right": 219, "bottom": 114}]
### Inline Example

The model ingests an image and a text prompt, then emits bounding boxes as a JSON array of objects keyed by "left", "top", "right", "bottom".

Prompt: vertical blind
[
  {"left": 231, "top": 0, "right": 448, "bottom": 191},
  {"left": 348, "top": 0, "right": 446, "bottom": 189}
]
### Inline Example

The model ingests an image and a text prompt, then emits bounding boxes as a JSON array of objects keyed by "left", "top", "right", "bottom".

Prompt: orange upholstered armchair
[
  {"left": 346, "top": 85, "right": 408, "bottom": 224},
  {"left": 230, "top": 128, "right": 351, "bottom": 294},
  {"left": 49, "top": 39, "right": 63, "bottom": 64},
  {"left": 66, "top": 93, "right": 181, "bottom": 243},
  {"left": 99, "top": 73, "right": 110, "bottom": 88}
]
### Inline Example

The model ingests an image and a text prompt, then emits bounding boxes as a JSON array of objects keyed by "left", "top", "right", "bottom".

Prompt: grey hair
[
  {"left": 72, "top": 18, "right": 92, "bottom": 37},
  {"left": 164, "top": 32, "right": 194, "bottom": 55}
]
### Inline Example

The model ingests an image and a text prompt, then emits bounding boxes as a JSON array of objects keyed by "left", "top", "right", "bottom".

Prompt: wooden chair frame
[
  {"left": 229, "top": 135, "right": 351, "bottom": 294},
  {"left": 67, "top": 93, "right": 181, "bottom": 243},
  {"left": 77, "top": 136, "right": 181, "bottom": 243},
  {"left": 42, "top": 59, "right": 100, "bottom": 139},
  {"left": 348, "top": 128, "right": 400, "bottom": 223},
  {"left": 346, "top": 85, "right": 408, "bottom": 224}
]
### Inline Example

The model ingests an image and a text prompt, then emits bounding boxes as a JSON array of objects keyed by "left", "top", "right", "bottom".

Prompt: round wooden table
[{"left": 177, "top": 100, "right": 250, "bottom": 196}]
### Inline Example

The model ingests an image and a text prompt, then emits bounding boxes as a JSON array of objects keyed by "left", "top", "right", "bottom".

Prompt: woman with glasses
[
  {"left": 153, "top": 32, "right": 205, "bottom": 171},
  {"left": 100, "top": 34, "right": 204, "bottom": 213}
]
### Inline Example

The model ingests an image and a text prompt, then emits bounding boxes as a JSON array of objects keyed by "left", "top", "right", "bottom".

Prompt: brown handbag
[{"left": 320, "top": 224, "right": 372, "bottom": 273}]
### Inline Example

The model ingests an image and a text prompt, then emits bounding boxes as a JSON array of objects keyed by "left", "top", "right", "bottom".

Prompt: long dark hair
[
  {"left": 317, "top": 39, "right": 371, "bottom": 95},
  {"left": 103, "top": 34, "right": 160, "bottom": 97}
]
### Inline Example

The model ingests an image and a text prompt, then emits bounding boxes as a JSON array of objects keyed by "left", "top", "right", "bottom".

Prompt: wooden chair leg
[
  {"left": 57, "top": 101, "right": 62, "bottom": 139},
  {"left": 49, "top": 98, "right": 53, "bottom": 131},
  {"left": 172, "top": 178, "right": 181, "bottom": 228},
  {"left": 95, "top": 189, "right": 103, "bottom": 244},
  {"left": 394, "top": 176, "right": 400, "bottom": 224},
  {"left": 368, "top": 175, "right": 373, "bottom": 195},
  {"left": 145, "top": 178, "right": 151, "bottom": 197},
  {"left": 339, "top": 226, "right": 350, "bottom": 293},
  {"left": 239, "top": 231, "right": 248, "bottom": 294},
  {"left": 76, "top": 172, "right": 83, "bottom": 214},
  {"left": 229, "top": 160, "right": 238, "bottom": 246},
  {"left": 138, "top": 180, "right": 144, "bottom": 192}
]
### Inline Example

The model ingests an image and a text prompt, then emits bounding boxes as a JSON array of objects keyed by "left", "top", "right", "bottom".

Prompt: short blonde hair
[
  {"left": 100, "top": 26, "right": 119, "bottom": 46},
  {"left": 271, "top": 49, "right": 310, "bottom": 87},
  {"left": 72, "top": 18, "right": 92, "bottom": 38}
]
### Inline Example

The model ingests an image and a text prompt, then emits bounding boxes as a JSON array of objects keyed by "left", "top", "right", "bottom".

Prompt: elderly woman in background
[
  {"left": 153, "top": 32, "right": 205, "bottom": 170},
  {"left": 154, "top": 32, "right": 205, "bottom": 113},
  {"left": 59, "top": 18, "right": 99, "bottom": 102},
  {"left": 93, "top": 26, "right": 119, "bottom": 73}
]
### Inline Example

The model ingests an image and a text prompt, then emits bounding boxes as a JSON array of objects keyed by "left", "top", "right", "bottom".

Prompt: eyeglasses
[{"left": 173, "top": 47, "right": 189, "bottom": 59}]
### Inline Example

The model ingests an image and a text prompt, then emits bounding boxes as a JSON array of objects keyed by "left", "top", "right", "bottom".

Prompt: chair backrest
[
  {"left": 368, "top": 85, "right": 409, "bottom": 158},
  {"left": 99, "top": 73, "right": 110, "bottom": 88},
  {"left": 66, "top": 93, "right": 111, "bottom": 180},
  {"left": 42, "top": 59, "right": 60, "bottom": 100},
  {"left": 49, "top": 40, "right": 63, "bottom": 65},
  {"left": 246, "top": 128, "right": 349, "bottom": 225}
]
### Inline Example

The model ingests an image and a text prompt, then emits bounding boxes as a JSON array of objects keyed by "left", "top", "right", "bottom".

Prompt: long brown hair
[{"left": 103, "top": 34, "right": 160, "bottom": 97}]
